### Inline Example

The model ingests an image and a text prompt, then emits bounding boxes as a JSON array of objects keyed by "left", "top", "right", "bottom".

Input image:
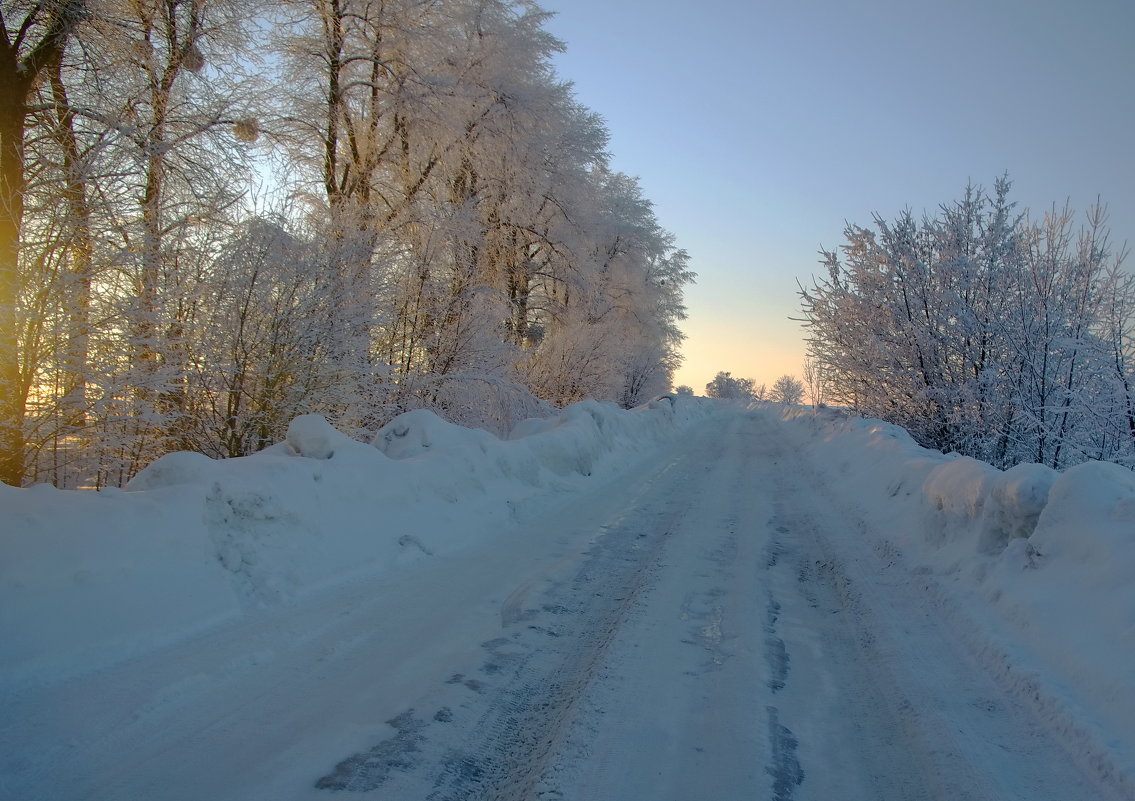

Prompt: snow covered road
[
  {"left": 535, "top": 412, "right": 1120, "bottom": 801},
  {"left": 2, "top": 410, "right": 1127, "bottom": 800}
]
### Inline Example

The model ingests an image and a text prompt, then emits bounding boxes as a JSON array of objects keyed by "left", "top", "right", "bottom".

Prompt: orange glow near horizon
[{"left": 671, "top": 313, "right": 807, "bottom": 396}]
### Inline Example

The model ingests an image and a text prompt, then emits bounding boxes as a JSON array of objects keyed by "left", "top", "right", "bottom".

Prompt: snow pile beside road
[
  {"left": 779, "top": 407, "right": 1135, "bottom": 794},
  {"left": 782, "top": 409, "right": 1081, "bottom": 564},
  {"left": 0, "top": 396, "right": 717, "bottom": 688}
]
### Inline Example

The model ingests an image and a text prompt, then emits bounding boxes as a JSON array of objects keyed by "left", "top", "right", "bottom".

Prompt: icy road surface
[{"left": 2, "top": 412, "right": 1124, "bottom": 800}]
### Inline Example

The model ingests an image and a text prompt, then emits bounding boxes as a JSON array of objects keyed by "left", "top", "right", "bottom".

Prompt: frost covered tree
[
  {"left": 800, "top": 177, "right": 1135, "bottom": 469},
  {"left": 771, "top": 375, "right": 804, "bottom": 406},
  {"left": 23, "top": 0, "right": 260, "bottom": 483},
  {"left": 705, "top": 371, "right": 755, "bottom": 402},
  {"left": 0, "top": 0, "right": 86, "bottom": 485},
  {"left": 4, "top": 0, "right": 693, "bottom": 485},
  {"left": 272, "top": 0, "right": 691, "bottom": 418},
  {"left": 802, "top": 355, "right": 826, "bottom": 407},
  {"left": 520, "top": 167, "right": 691, "bottom": 408}
]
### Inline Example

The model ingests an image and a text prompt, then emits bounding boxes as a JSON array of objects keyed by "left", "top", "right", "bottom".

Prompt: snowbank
[
  {"left": 780, "top": 410, "right": 1072, "bottom": 563},
  {"left": 0, "top": 396, "right": 718, "bottom": 688},
  {"left": 1031, "top": 460, "right": 1135, "bottom": 573},
  {"left": 778, "top": 407, "right": 1135, "bottom": 793}
]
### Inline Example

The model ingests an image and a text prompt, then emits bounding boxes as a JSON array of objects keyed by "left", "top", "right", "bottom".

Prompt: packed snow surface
[{"left": 1, "top": 400, "right": 1133, "bottom": 800}]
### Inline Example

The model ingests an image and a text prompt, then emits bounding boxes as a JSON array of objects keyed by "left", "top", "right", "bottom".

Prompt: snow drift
[{"left": 0, "top": 396, "right": 717, "bottom": 689}]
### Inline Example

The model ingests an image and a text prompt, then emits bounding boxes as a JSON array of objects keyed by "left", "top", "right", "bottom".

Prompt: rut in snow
[{"left": 313, "top": 464, "right": 689, "bottom": 799}]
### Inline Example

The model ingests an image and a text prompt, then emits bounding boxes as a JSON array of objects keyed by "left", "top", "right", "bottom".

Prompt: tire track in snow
[
  {"left": 427, "top": 502, "right": 680, "bottom": 801},
  {"left": 761, "top": 524, "right": 802, "bottom": 799},
  {"left": 534, "top": 413, "right": 776, "bottom": 799},
  {"left": 767, "top": 705, "right": 805, "bottom": 801},
  {"left": 312, "top": 454, "right": 700, "bottom": 799},
  {"left": 763, "top": 533, "right": 789, "bottom": 694},
  {"left": 759, "top": 413, "right": 950, "bottom": 801},
  {"left": 757, "top": 409, "right": 1128, "bottom": 801}
]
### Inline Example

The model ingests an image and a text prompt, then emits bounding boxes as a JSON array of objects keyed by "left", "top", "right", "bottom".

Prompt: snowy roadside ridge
[
  {"left": 0, "top": 396, "right": 719, "bottom": 689},
  {"left": 778, "top": 407, "right": 1135, "bottom": 799}
]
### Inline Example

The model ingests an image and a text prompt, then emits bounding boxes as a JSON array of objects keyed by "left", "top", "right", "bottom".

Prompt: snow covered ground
[
  {"left": 1, "top": 400, "right": 1133, "bottom": 800},
  {"left": 1, "top": 397, "right": 715, "bottom": 690},
  {"left": 777, "top": 407, "right": 1135, "bottom": 799}
]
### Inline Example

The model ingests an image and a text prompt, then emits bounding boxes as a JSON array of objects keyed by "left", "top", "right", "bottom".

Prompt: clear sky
[{"left": 539, "top": 0, "right": 1135, "bottom": 394}]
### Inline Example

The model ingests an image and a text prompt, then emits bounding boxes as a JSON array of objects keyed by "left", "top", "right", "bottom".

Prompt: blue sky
[{"left": 539, "top": 0, "right": 1135, "bottom": 393}]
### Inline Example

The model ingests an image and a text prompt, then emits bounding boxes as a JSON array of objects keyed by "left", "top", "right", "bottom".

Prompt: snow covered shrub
[
  {"left": 127, "top": 452, "right": 217, "bottom": 491},
  {"left": 285, "top": 415, "right": 346, "bottom": 460},
  {"left": 799, "top": 177, "right": 1135, "bottom": 470},
  {"left": 920, "top": 457, "right": 997, "bottom": 550},
  {"left": 424, "top": 375, "right": 556, "bottom": 438},
  {"left": 373, "top": 409, "right": 495, "bottom": 461},
  {"left": 1030, "top": 461, "right": 1135, "bottom": 576},
  {"left": 977, "top": 463, "right": 1057, "bottom": 554}
]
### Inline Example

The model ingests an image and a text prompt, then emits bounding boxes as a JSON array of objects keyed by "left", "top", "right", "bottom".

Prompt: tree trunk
[
  {"left": 0, "top": 40, "right": 33, "bottom": 486},
  {"left": 0, "top": 98, "right": 26, "bottom": 485},
  {"left": 49, "top": 53, "right": 92, "bottom": 429},
  {"left": 0, "top": 0, "right": 84, "bottom": 486}
]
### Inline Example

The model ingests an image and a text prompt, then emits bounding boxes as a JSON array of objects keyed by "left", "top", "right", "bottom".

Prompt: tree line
[
  {"left": 800, "top": 177, "right": 1134, "bottom": 470},
  {"left": 0, "top": 0, "right": 693, "bottom": 487},
  {"left": 700, "top": 371, "right": 803, "bottom": 406}
]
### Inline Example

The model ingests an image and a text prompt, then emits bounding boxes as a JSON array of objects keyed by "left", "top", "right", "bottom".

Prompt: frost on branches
[
  {"left": 770, "top": 375, "right": 804, "bottom": 406},
  {"left": 705, "top": 372, "right": 758, "bottom": 403},
  {"left": 2, "top": 0, "right": 693, "bottom": 487},
  {"left": 799, "top": 177, "right": 1135, "bottom": 470}
]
